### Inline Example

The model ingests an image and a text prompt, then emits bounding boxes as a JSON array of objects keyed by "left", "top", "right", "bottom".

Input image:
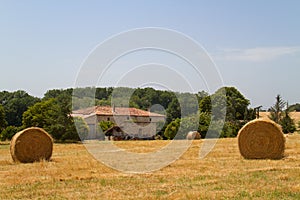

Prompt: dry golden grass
[
  {"left": 0, "top": 134, "right": 300, "bottom": 199},
  {"left": 260, "top": 111, "right": 300, "bottom": 124},
  {"left": 112, "top": 140, "right": 171, "bottom": 153}
]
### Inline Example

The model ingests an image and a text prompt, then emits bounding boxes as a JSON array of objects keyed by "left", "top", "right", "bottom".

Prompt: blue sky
[{"left": 1, "top": 0, "right": 300, "bottom": 109}]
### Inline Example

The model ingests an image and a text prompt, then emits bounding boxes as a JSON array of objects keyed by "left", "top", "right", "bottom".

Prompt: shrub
[
  {"left": 99, "top": 121, "right": 115, "bottom": 132},
  {"left": 221, "top": 121, "right": 242, "bottom": 138},
  {"left": 0, "top": 126, "right": 22, "bottom": 141},
  {"left": 164, "top": 118, "right": 180, "bottom": 140},
  {"left": 280, "top": 113, "right": 296, "bottom": 134}
]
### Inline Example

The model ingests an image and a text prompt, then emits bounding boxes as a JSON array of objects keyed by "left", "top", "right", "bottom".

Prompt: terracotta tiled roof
[
  {"left": 72, "top": 106, "right": 165, "bottom": 117},
  {"left": 72, "top": 106, "right": 97, "bottom": 115}
]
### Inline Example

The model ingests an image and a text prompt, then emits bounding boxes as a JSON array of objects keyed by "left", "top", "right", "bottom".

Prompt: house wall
[
  {"left": 113, "top": 116, "right": 164, "bottom": 137},
  {"left": 82, "top": 114, "right": 165, "bottom": 139},
  {"left": 84, "top": 115, "right": 104, "bottom": 140},
  {"left": 122, "top": 121, "right": 157, "bottom": 137}
]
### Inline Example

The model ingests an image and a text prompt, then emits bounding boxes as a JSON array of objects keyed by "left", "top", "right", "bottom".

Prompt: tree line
[{"left": 0, "top": 87, "right": 297, "bottom": 141}]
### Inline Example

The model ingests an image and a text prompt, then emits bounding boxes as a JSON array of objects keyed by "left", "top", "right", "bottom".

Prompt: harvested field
[
  {"left": 0, "top": 134, "right": 300, "bottom": 199},
  {"left": 260, "top": 111, "right": 300, "bottom": 124}
]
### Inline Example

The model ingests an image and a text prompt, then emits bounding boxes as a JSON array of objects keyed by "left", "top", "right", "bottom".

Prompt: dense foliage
[
  {"left": 163, "top": 87, "right": 253, "bottom": 139},
  {"left": 22, "top": 90, "right": 89, "bottom": 141},
  {"left": 0, "top": 86, "right": 261, "bottom": 141},
  {"left": 99, "top": 121, "right": 115, "bottom": 132},
  {"left": 281, "top": 111, "right": 296, "bottom": 134},
  {"left": 164, "top": 118, "right": 181, "bottom": 139},
  {"left": 0, "top": 104, "right": 7, "bottom": 133},
  {"left": 288, "top": 103, "right": 300, "bottom": 112},
  {"left": 0, "top": 90, "right": 40, "bottom": 126},
  {"left": 0, "top": 126, "right": 22, "bottom": 141}
]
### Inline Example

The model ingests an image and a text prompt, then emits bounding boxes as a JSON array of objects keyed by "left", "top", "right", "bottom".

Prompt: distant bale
[
  {"left": 186, "top": 131, "right": 201, "bottom": 140},
  {"left": 10, "top": 127, "right": 53, "bottom": 163},
  {"left": 237, "top": 119, "right": 285, "bottom": 159}
]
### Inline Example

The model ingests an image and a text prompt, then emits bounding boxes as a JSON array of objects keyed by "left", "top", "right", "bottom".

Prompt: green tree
[
  {"left": 244, "top": 108, "right": 256, "bottom": 121},
  {"left": 196, "top": 90, "right": 209, "bottom": 102},
  {"left": 0, "top": 90, "right": 40, "bottom": 126},
  {"left": 158, "top": 91, "right": 175, "bottom": 109},
  {"left": 280, "top": 103, "right": 296, "bottom": 134},
  {"left": 199, "top": 87, "right": 250, "bottom": 122},
  {"left": 220, "top": 121, "right": 242, "bottom": 138},
  {"left": 222, "top": 87, "right": 250, "bottom": 121},
  {"left": 179, "top": 115, "right": 199, "bottom": 139},
  {"left": 63, "top": 117, "right": 89, "bottom": 141},
  {"left": 198, "top": 112, "right": 211, "bottom": 138},
  {"left": 288, "top": 103, "right": 300, "bottom": 112},
  {"left": 268, "top": 95, "right": 295, "bottom": 133},
  {"left": 95, "top": 87, "right": 111, "bottom": 100},
  {"left": 163, "top": 115, "right": 199, "bottom": 140},
  {"left": 45, "top": 89, "right": 83, "bottom": 141},
  {"left": 166, "top": 99, "right": 181, "bottom": 124},
  {"left": 164, "top": 118, "right": 180, "bottom": 140},
  {"left": 199, "top": 96, "right": 211, "bottom": 113},
  {"left": 197, "top": 87, "right": 251, "bottom": 138},
  {"left": 280, "top": 113, "right": 296, "bottom": 134},
  {"left": 269, "top": 95, "right": 285, "bottom": 123},
  {"left": 0, "top": 126, "right": 21, "bottom": 141},
  {"left": 98, "top": 121, "right": 115, "bottom": 132},
  {"left": 44, "top": 88, "right": 72, "bottom": 100},
  {"left": 177, "top": 93, "right": 199, "bottom": 116},
  {"left": 22, "top": 98, "right": 81, "bottom": 141},
  {"left": 110, "top": 87, "right": 135, "bottom": 107},
  {"left": 0, "top": 104, "right": 7, "bottom": 132},
  {"left": 22, "top": 99, "right": 61, "bottom": 133}
]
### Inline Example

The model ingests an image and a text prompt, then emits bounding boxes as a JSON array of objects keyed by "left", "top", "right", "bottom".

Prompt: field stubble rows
[{"left": 0, "top": 134, "right": 299, "bottom": 199}]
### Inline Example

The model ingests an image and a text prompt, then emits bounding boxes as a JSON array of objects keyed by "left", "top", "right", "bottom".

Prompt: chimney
[{"left": 112, "top": 104, "right": 115, "bottom": 112}]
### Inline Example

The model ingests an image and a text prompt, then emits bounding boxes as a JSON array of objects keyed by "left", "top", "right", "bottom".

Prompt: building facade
[{"left": 72, "top": 106, "right": 165, "bottom": 139}]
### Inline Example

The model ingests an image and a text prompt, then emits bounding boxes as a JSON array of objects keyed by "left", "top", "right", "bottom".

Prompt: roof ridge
[{"left": 73, "top": 105, "right": 165, "bottom": 117}]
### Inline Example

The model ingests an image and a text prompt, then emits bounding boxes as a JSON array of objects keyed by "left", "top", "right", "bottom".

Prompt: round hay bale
[
  {"left": 237, "top": 119, "right": 285, "bottom": 159},
  {"left": 10, "top": 127, "right": 53, "bottom": 163},
  {"left": 186, "top": 131, "right": 201, "bottom": 140}
]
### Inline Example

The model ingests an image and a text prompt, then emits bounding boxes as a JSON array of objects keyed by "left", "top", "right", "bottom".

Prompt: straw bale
[
  {"left": 237, "top": 119, "right": 285, "bottom": 159},
  {"left": 10, "top": 127, "right": 53, "bottom": 163},
  {"left": 186, "top": 131, "right": 201, "bottom": 140}
]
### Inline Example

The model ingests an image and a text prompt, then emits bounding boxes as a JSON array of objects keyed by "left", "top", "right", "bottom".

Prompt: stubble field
[{"left": 0, "top": 134, "right": 299, "bottom": 199}]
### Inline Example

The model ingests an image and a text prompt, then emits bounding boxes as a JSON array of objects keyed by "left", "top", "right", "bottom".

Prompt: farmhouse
[{"left": 72, "top": 106, "right": 165, "bottom": 139}]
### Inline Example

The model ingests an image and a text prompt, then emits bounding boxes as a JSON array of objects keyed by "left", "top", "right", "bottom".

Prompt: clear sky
[{"left": 1, "top": 0, "right": 300, "bottom": 109}]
